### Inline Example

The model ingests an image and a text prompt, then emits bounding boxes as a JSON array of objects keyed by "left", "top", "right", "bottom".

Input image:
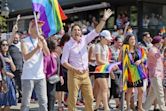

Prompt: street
[{"left": 11, "top": 100, "right": 155, "bottom": 111}]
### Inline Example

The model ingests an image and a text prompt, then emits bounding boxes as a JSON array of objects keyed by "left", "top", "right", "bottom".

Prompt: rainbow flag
[
  {"left": 122, "top": 45, "right": 147, "bottom": 90},
  {"left": 32, "top": 0, "right": 67, "bottom": 38},
  {"left": 95, "top": 62, "right": 121, "bottom": 73},
  {"left": 122, "top": 45, "right": 129, "bottom": 90}
]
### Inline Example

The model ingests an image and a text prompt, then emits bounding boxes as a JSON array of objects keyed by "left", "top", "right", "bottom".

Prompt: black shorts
[
  {"left": 94, "top": 73, "right": 109, "bottom": 79},
  {"left": 89, "top": 65, "right": 97, "bottom": 76},
  {"left": 127, "top": 80, "right": 143, "bottom": 88}
]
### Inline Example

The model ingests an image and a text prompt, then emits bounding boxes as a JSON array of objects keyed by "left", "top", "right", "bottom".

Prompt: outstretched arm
[
  {"left": 95, "top": 9, "right": 113, "bottom": 33},
  {"left": 8, "top": 15, "right": 21, "bottom": 45},
  {"left": 86, "top": 9, "right": 113, "bottom": 44}
]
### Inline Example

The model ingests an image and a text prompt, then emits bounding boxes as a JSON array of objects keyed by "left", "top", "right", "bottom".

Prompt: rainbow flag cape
[
  {"left": 95, "top": 62, "right": 121, "bottom": 73},
  {"left": 32, "top": 0, "right": 67, "bottom": 38},
  {"left": 122, "top": 45, "right": 147, "bottom": 90}
]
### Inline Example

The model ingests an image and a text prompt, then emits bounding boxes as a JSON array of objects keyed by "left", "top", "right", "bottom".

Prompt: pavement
[{"left": 11, "top": 100, "right": 156, "bottom": 111}]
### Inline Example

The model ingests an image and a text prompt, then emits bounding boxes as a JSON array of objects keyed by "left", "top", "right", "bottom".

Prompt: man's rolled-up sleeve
[{"left": 85, "top": 29, "right": 99, "bottom": 44}]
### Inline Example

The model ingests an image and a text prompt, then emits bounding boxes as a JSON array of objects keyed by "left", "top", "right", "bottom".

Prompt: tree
[{"left": 0, "top": 15, "right": 7, "bottom": 32}]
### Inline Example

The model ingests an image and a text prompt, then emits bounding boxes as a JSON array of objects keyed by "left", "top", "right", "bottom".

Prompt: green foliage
[{"left": 0, "top": 15, "right": 7, "bottom": 32}]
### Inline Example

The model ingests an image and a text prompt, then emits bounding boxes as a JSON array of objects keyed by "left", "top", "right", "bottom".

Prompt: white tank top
[
  {"left": 21, "top": 36, "right": 45, "bottom": 80},
  {"left": 95, "top": 43, "right": 109, "bottom": 65}
]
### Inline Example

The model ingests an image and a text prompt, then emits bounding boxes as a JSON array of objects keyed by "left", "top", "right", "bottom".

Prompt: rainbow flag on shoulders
[
  {"left": 32, "top": 0, "right": 67, "bottom": 38},
  {"left": 122, "top": 45, "right": 147, "bottom": 90}
]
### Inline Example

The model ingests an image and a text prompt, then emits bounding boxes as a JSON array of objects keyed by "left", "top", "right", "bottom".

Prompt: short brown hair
[{"left": 71, "top": 24, "right": 81, "bottom": 32}]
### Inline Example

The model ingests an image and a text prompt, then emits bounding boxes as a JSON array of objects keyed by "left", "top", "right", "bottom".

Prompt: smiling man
[{"left": 61, "top": 9, "right": 113, "bottom": 111}]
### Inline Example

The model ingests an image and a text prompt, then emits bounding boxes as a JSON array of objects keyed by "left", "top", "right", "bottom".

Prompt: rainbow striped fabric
[
  {"left": 95, "top": 62, "right": 121, "bottom": 73},
  {"left": 122, "top": 45, "right": 147, "bottom": 90},
  {"left": 32, "top": 0, "right": 67, "bottom": 38},
  {"left": 122, "top": 45, "right": 129, "bottom": 90}
]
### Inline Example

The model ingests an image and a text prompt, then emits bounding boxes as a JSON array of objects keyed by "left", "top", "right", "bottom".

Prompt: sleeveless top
[
  {"left": 21, "top": 36, "right": 45, "bottom": 80},
  {"left": 95, "top": 43, "right": 109, "bottom": 65}
]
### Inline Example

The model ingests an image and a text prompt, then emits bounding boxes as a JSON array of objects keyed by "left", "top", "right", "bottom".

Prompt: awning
[
  {"left": 7, "top": 2, "right": 110, "bottom": 21},
  {"left": 64, "top": 2, "right": 110, "bottom": 14}
]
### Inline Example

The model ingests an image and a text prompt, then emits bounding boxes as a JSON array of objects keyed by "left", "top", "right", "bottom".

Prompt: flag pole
[
  {"left": 121, "top": 46, "right": 125, "bottom": 111},
  {"left": 33, "top": 11, "right": 40, "bottom": 36}
]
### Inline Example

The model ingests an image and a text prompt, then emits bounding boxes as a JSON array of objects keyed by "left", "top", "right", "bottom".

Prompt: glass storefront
[
  {"left": 143, "top": 3, "right": 166, "bottom": 36},
  {"left": 8, "top": 19, "right": 31, "bottom": 33},
  {"left": 113, "top": 6, "right": 138, "bottom": 28},
  {"left": 6, "top": 0, "right": 166, "bottom": 38},
  {"left": 111, "top": 2, "right": 166, "bottom": 37}
]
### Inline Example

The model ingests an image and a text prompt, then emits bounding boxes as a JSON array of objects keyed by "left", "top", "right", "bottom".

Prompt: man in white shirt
[{"left": 20, "top": 19, "right": 50, "bottom": 111}]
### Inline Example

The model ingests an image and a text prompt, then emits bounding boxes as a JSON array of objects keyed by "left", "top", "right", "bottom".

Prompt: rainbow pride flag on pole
[
  {"left": 32, "top": 0, "right": 67, "bottom": 38},
  {"left": 122, "top": 45, "right": 147, "bottom": 90}
]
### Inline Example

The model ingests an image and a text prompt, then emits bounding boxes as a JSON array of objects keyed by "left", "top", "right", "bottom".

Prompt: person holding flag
[
  {"left": 94, "top": 30, "right": 112, "bottom": 110},
  {"left": 20, "top": 19, "right": 50, "bottom": 111},
  {"left": 119, "top": 34, "right": 147, "bottom": 111},
  {"left": 28, "top": 0, "right": 67, "bottom": 111}
]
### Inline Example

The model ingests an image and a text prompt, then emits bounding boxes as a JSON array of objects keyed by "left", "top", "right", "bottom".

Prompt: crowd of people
[
  {"left": 0, "top": 8, "right": 166, "bottom": 111},
  {"left": 143, "top": 14, "right": 165, "bottom": 29}
]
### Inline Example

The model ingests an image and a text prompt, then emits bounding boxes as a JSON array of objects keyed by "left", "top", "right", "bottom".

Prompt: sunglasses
[{"left": 1, "top": 44, "right": 9, "bottom": 46}]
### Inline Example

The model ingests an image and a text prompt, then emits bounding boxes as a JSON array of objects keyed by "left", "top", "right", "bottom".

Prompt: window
[
  {"left": 107, "top": 16, "right": 115, "bottom": 29},
  {"left": 143, "top": 3, "right": 166, "bottom": 35},
  {"left": 130, "top": 6, "right": 137, "bottom": 26}
]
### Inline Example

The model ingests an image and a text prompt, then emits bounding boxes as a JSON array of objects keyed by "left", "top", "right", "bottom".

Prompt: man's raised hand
[{"left": 103, "top": 9, "right": 113, "bottom": 21}]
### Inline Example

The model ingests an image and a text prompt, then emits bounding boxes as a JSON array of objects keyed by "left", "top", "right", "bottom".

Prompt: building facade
[{"left": 7, "top": 0, "right": 166, "bottom": 40}]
